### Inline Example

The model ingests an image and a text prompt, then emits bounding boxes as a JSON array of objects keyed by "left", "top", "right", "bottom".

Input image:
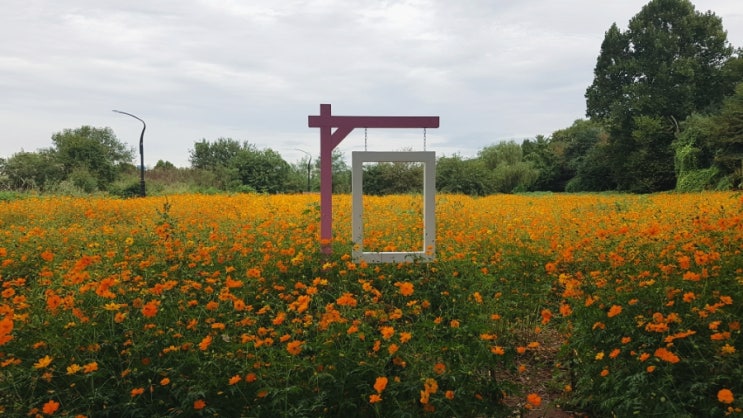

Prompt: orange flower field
[{"left": 0, "top": 192, "right": 741, "bottom": 417}]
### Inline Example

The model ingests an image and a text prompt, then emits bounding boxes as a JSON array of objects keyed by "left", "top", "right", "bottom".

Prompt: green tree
[
  {"left": 189, "top": 138, "right": 291, "bottom": 193},
  {"left": 232, "top": 147, "right": 290, "bottom": 193},
  {"left": 477, "top": 141, "right": 539, "bottom": 193},
  {"left": 522, "top": 135, "right": 566, "bottom": 192},
  {"left": 362, "top": 161, "right": 423, "bottom": 195},
  {"left": 189, "top": 138, "right": 244, "bottom": 170},
  {"left": 51, "top": 126, "right": 133, "bottom": 191},
  {"left": 710, "top": 83, "right": 743, "bottom": 187},
  {"left": 672, "top": 113, "right": 718, "bottom": 190},
  {"left": 0, "top": 150, "right": 64, "bottom": 191},
  {"left": 436, "top": 155, "right": 492, "bottom": 196},
  {"left": 585, "top": 0, "right": 736, "bottom": 192},
  {"left": 288, "top": 156, "right": 315, "bottom": 193}
]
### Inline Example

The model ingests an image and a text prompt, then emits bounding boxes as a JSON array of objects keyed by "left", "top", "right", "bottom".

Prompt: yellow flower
[
  {"left": 66, "top": 364, "right": 81, "bottom": 374},
  {"left": 721, "top": 344, "right": 736, "bottom": 355},
  {"left": 34, "top": 355, "right": 53, "bottom": 369}
]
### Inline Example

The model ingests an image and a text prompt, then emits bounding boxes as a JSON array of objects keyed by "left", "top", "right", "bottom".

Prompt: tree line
[{"left": 1, "top": 0, "right": 741, "bottom": 196}]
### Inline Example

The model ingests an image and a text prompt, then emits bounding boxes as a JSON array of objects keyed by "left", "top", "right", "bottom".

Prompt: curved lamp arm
[{"left": 113, "top": 110, "right": 147, "bottom": 197}]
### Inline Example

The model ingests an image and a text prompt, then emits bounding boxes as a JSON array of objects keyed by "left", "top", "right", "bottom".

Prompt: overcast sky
[{"left": 2, "top": 0, "right": 742, "bottom": 167}]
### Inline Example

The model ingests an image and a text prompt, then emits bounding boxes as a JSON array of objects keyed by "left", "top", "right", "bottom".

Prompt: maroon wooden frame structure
[{"left": 308, "top": 104, "right": 439, "bottom": 253}]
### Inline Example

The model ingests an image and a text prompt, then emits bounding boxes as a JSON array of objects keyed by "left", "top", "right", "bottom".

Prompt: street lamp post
[
  {"left": 295, "top": 149, "right": 312, "bottom": 193},
  {"left": 113, "top": 110, "right": 146, "bottom": 197}
]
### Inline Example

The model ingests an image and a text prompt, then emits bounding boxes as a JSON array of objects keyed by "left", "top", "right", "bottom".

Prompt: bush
[{"left": 676, "top": 167, "right": 719, "bottom": 191}]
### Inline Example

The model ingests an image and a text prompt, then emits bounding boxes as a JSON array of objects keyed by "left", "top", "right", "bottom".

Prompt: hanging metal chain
[
  {"left": 364, "top": 127, "right": 368, "bottom": 151},
  {"left": 423, "top": 128, "right": 427, "bottom": 151}
]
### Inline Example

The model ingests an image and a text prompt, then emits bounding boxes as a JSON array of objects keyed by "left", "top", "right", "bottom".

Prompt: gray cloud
[{"left": 2, "top": 0, "right": 741, "bottom": 166}]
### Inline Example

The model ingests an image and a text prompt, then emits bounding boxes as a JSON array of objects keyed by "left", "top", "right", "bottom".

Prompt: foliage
[
  {"left": 363, "top": 162, "right": 423, "bottom": 195},
  {"left": 710, "top": 83, "right": 743, "bottom": 187},
  {"left": 585, "top": 0, "right": 737, "bottom": 192},
  {"left": 189, "top": 138, "right": 291, "bottom": 193},
  {"left": 435, "top": 155, "right": 493, "bottom": 195},
  {"left": 52, "top": 126, "right": 134, "bottom": 191},
  {"left": 0, "top": 150, "right": 64, "bottom": 191},
  {"left": 675, "top": 167, "right": 719, "bottom": 192}
]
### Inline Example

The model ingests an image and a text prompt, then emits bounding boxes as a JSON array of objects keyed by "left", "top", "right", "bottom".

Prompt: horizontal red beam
[{"left": 308, "top": 115, "right": 439, "bottom": 129}]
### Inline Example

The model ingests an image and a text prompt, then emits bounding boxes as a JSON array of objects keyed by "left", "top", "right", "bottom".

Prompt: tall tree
[
  {"left": 189, "top": 138, "right": 244, "bottom": 170},
  {"left": 232, "top": 148, "right": 290, "bottom": 194},
  {"left": 52, "top": 126, "right": 133, "bottom": 190},
  {"left": 710, "top": 83, "right": 743, "bottom": 187},
  {"left": 585, "top": 0, "right": 735, "bottom": 192}
]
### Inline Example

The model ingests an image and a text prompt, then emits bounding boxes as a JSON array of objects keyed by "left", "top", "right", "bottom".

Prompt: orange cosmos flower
[
  {"left": 131, "top": 387, "right": 144, "bottom": 397},
  {"left": 229, "top": 375, "right": 242, "bottom": 385},
  {"left": 450, "top": 320, "right": 460, "bottom": 328},
  {"left": 445, "top": 390, "right": 455, "bottom": 400},
  {"left": 193, "top": 399, "right": 206, "bottom": 410},
  {"left": 424, "top": 378, "right": 438, "bottom": 394},
  {"left": 40, "top": 250, "right": 54, "bottom": 262},
  {"left": 369, "top": 394, "right": 382, "bottom": 404},
  {"left": 380, "top": 326, "right": 395, "bottom": 340},
  {"left": 141, "top": 300, "right": 158, "bottom": 318},
  {"left": 540, "top": 309, "right": 552, "bottom": 324},
  {"left": 336, "top": 292, "right": 358, "bottom": 307},
  {"left": 654, "top": 347, "right": 680, "bottom": 364},
  {"left": 245, "top": 372, "right": 257, "bottom": 383},
  {"left": 607, "top": 305, "right": 622, "bottom": 318},
  {"left": 199, "top": 335, "right": 213, "bottom": 351},
  {"left": 491, "top": 346, "right": 505, "bottom": 356},
  {"left": 374, "top": 376, "right": 388, "bottom": 393},
  {"left": 395, "top": 281, "right": 414, "bottom": 297},
  {"left": 82, "top": 362, "right": 98, "bottom": 374},
  {"left": 42, "top": 399, "right": 60, "bottom": 415},
  {"left": 433, "top": 362, "right": 446, "bottom": 374},
  {"left": 286, "top": 340, "right": 303, "bottom": 356},
  {"left": 526, "top": 393, "right": 542, "bottom": 409},
  {"left": 718, "top": 388, "right": 734, "bottom": 404}
]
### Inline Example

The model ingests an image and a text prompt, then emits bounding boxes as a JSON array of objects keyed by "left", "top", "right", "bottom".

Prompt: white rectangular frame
[{"left": 352, "top": 151, "right": 435, "bottom": 263}]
